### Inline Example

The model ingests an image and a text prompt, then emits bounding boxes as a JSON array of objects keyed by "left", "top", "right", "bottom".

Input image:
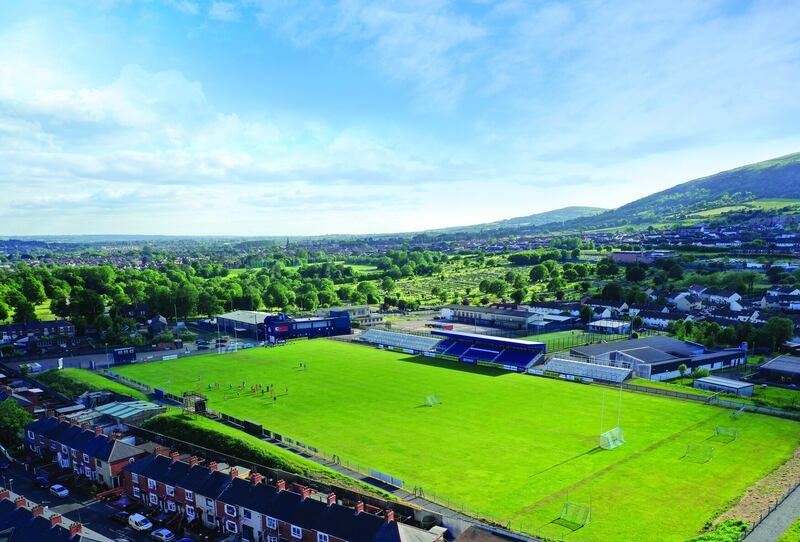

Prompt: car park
[
  {"left": 49, "top": 484, "right": 69, "bottom": 498},
  {"left": 128, "top": 513, "right": 153, "bottom": 531}
]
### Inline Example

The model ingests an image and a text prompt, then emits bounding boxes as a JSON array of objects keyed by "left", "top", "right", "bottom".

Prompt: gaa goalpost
[{"left": 599, "top": 387, "right": 626, "bottom": 450}]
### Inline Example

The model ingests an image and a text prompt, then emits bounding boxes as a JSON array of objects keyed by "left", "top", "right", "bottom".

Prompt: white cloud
[{"left": 208, "top": 1, "right": 241, "bottom": 22}]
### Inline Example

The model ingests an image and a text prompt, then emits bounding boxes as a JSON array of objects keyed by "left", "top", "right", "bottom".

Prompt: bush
[
  {"left": 686, "top": 519, "right": 748, "bottom": 541},
  {"left": 691, "top": 368, "right": 711, "bottom": 379}
]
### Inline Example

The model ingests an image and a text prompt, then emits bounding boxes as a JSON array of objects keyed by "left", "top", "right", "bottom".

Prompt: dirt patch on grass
[{"left": 715, "top": 447, "right": 800, "bottom": 526}]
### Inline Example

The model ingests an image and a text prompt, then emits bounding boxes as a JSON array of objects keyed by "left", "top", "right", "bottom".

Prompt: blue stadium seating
[
  {"left": 441, "top": 341, "right": 471, "bottom": 357},
  {"left": 462, "top": 346, "right": 501, "bottom": 362},
  {"left": 495, "top": 349, "right": 537, "bottom": 367}
]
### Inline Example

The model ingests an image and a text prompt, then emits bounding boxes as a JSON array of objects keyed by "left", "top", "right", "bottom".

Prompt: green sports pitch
[{"left": 112, "top": 340, "right": 800, "bottom": 541}]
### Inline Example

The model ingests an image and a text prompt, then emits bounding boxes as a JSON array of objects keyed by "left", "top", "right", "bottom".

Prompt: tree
[
  {"left": 11, "top": 299, "right": 37, "bottom": 323},
  {"left": 596, "top": 258, "right": 619, "bottom": 279},
  {"left": 678, "top": 363, "right": 688, "bottom": 378},
  {"left": 20, "top": 275, "right": 46, "bottom": 304},
  {"left": 625, "top": 264, "right": 647, "bottom": 282},
  {"left": 579, "top": 305, "right": 594, "bottom": 324},
  {"left": 631, "top": 316, "right": 643, "bottom": 330},
  {"left": 529, "top": 265, "right": 549, "bottom": 283},
  {"left": 0, "top": 399, "right": 33, "bottom": 448},
  {"left": 511, "top": 289, "right": 526, "bottom": 304},
  {"left": 601, "top": 283, "right": 624, "bottom": 301}
]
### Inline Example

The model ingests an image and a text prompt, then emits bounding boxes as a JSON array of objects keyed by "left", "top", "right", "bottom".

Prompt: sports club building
[{"left": 264, "top": 312, "right": 351, "bottom": 342}]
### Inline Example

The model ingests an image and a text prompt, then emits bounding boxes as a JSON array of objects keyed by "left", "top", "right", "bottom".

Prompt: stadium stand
[
  {"left": 359, "top": 329, "right": 442, "bottom": 353},
  {"left": 541, "top": 354, "right": 632, "bottom": 383},
  {"left": 430, "top": 330, "right": 546, "bottom": 372}
]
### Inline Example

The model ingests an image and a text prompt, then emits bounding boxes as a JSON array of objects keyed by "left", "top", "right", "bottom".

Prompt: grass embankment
[
  {"left": 778, "top": 516, "right": 800, "bottom": 542},
  {"left": 142, "top": 410, "right": 394, "bottom": 500},
  {"left": 114, "top": 340, "right": 800, "bottom": 541},
  {"left": 36, "top": 368, "right": 149, "bottom": 401}
]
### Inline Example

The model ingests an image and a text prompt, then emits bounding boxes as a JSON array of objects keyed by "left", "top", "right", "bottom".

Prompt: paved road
[
  {"left": 745, "top": 483, "right": 800, "bottom": 542},
  {"left": 2, "top": 463, "right": 178, "bottom": 542}
]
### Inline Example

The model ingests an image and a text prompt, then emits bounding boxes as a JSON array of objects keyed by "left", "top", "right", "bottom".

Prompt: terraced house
[
  {"left": 122, "top": 451, "right": 441, "bottom": 542},
  {"left": 25, "top": 415, "right": 146, "bottom": 488}
]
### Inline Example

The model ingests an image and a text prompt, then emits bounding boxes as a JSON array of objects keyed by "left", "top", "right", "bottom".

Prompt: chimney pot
[
  {"left": 385, "top": 510, "right": 395, "bottom": 524},
  {"left": 189, "top": 456, "right": 199, "bottom": 466},
  {"left": 326, "top": 492, "right": 336, "bottom": 506},
  {"left": 276, "top": 480, "right": 286, "bottom": 492},
  {"left": 31, "top": 504, "right": 44, "bottom": 517},
  {"left": 50, "top": 514, "right": 62, "bottom": 527},
  {"left": 156, "top": 448, "right": 169, "bottom": 457},
  {"left": 170, "top": 451, "right": 180, "bottom": 463},
  {"left": 81, "top": 422, "right": 90, "bottom": 431},
  {"left": 58, "top": 414, "right": 66, "bottom": 422},
  {"left": 69, "top": 522, "right": 82, "bottom": 536},
  {"left": 94, "top": 426, "right": 103, "bottom": 437},
  {"left": 251, "top": 473, "right": 263, "bottom": 485},
  {"left": 0, "top": 489, "right": 10, "bottom": 501},
  {"left": 209, "top": 461, "right": 218, "bottom": 472},
  {"left": 230, "top": 468, "right": 239, "bottom": 479},
  {"left": 301, "top": 487, "right": 312, "bottom": 500},
  {"left": 355, "top": 501, "right": 364, "bottom": 514},
  {"left": 14, "top": 496, "right": 26, "bottom": 509},
  {"left": 69, "top": 418, "right": 77, "bottom": 426}
]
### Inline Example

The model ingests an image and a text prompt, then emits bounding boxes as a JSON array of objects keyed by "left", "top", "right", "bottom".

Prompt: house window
[
  {"left": 318, "top": 533, "right": 329, "bottom": 542},
  {"left": 61, "top": 445, "right": 68, "bottom": 454},
  {"left": 243, "top": 509, "right": 251, "bottom": 520},
  {"left": 184, "top": 490, "right": 194, "bottom": 502},
  {"left": 27, "top": 430, "right": 34, "bottom": 440},
  {"left": 224, "top": 504, "right": 237, "bottom": 517},
  {"left": 96, "top": 460, "right": 103, "bottom": 468},
  {"left": 206, "top": 498, "right": 214, "bottom": 507},
  {"left": 291, "top": 525, "right": 302, "bottom": 539},
  {"left": 149, "top": 493, "right": 158, "bottom": 505},
  {"left": 266, "top": 516, "right": 277, "bottom": 529},
  {"left": 268, "top": 537, "right": 278, "bottom": 542},
  {"left": 225, "top": 520, "right": 238, "bottom": 533},
  {"left": 167, "top": 501, "right": 176, "bottom": 512},
  {"left": 83, "top": 454, "right": 90, "bottom": 463},
  {"left": 166, "top": 485, "right": 175, "bottom": 497},
  {"left": 186, "top": 504, "right": 195, "bottom": 517},
  {"left": 147, "top": 479, "right": 156, "bottom": 490},
  {"left": 133, "top": 487, "right": 141, "bottom": 498},
  {"left": 50, "top": 442, "right": 56, "bottom": 450},
  {"left": 131, "top": 473, "right": 139, "bottom": 484},
  {"left": 71, "top": 449, "right": 77, "bottom": 458}
]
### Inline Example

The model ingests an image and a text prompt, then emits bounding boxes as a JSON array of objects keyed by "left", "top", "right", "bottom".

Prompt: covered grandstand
[
  {"left": 431, "top": 330, "right": 546, "bottom": 372},
  {"left": 359, "top": 328, "right": 442, "bottom": 354}
]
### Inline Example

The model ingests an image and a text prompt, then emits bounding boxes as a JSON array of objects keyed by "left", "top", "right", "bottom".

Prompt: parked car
[
  {"left": 111, "top": 511, "right": 130, "bottom": 524},
  {"left": 49, "top": 484, "right": 69, "bottom": 498},
  {"left": 128, "top": 513, "right": 153, "bottom": 531},
  {"left": 150, "top": 529, "right": 176, "bottom": 542},
  {"left": 34, "top": 476, "right": 50, "bottom": 488},
  {"left": 0, "top": 459, "right": 10, "bottom": 470}
]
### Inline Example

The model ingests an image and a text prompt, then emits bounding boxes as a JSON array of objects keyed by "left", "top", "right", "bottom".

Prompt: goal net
[
  {"left": 714, "top": 426, "right": 739, "bottom": 442},
  {"left": 599, "top": 427, "right": 625, "bottom": 450},
  {"left": 557, "top": 501, "right": 591, "bottom": 530},
  {"left": 424, "top": 394, "right": 442, "bottom": 407},
  {"left": 683, "top": 442, "right": 714, "bottom": 463}
]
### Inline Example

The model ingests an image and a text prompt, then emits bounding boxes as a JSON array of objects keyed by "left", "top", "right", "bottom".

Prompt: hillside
[
  {"left": 559, "top": 152, "right": 800, "bottom": 231},
  {"left": 427, "top": 206, "right": 607, "bottom": 234}
]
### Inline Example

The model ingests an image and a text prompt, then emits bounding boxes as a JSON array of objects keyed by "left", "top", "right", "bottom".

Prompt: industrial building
[
  {"left": 215, "top": 310, "right": 274, "bottom": 340},
  {"left": 264, "top": 312, "right": 351, "bottom": 342}
]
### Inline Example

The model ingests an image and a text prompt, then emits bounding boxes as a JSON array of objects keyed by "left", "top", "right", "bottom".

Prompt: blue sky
[{"left": 2, "top": 0, "right": 800, "bottom": 236}]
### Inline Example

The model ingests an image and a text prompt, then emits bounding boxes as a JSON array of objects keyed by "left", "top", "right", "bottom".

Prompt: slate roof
[
  {"left": 761, "top": 355, "right": 800, "bottom": 376},
  {"left": 26, "top": 418, "right": 142, "bottom": 462},
  {"left": 0, "top": 500, "right": 79, "bottom": 542},
  {"left": 573, "top": 336, "right": 705, "bottom": 359}
]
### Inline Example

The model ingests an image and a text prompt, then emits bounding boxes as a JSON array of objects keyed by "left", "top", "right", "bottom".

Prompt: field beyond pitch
[{"left": 113, "top": 340, "right": 800, "bottom": 541}]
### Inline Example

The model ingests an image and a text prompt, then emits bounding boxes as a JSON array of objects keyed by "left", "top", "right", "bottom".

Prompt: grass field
[
  {"left": 112, "top": 340, "right": 800, "bottom": 541},
  {"left": 520, "top": 330, "right": 631, "bottom": 352}
]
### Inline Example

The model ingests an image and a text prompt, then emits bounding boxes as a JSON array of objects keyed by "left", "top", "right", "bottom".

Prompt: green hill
[
  {"left": 560, "top": 152, "right": 800, "bottom": 230},
  {"left": 428, "top": 206, "right": 607, "bottom": 234}
]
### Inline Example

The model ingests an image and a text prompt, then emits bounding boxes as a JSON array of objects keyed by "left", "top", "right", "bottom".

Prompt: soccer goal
[
  {"left": 731, "top": 406, "right": 745, "bottom": 419},
  {"left": 714, "top": 426, "right": 739, "bottom": 442},
  {"left": 682, "top": 442, "right": 714, "bottom": 463},
  {"left": 600, "top": 427, "right": 626, "bottom": 450},
  {"left": 556, "top": 499, "right": 591, "bottom": 530},
  {"left": 424, "top": 394, "right": 442, "bottom": 407}
]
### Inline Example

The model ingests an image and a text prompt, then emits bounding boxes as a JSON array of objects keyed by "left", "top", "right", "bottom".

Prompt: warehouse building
[
  {"left": 693, "top": 376, "right": 754, "bottom": 397},
  {"left": 215, "top": 310, "right": 273, "bottom": 340},
  {"left": 440, "top": 304, "right": 539, "bottom": 330}
]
